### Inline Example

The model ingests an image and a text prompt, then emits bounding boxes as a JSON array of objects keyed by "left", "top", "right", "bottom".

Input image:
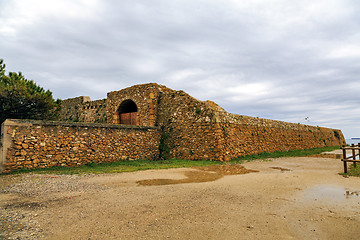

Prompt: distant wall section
[
  {"left": 217, "top": 118, "right": 345, "bottom": 161},
  {"left": 60, "top": 97, "right": 107, "bottom": 123}
]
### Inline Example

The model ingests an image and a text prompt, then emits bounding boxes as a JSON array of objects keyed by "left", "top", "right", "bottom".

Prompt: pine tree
[{"left": 0, "top": 59, "right": 61, "bottom": 123}]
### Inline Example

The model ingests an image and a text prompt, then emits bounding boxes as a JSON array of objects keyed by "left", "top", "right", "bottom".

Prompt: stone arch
[{"left": 115, "top": 99, "right": 138, "bottom": 125}]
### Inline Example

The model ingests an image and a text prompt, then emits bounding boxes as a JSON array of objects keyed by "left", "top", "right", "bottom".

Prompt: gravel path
[{"left": 0, "top": 174, "right": 106, "bottom": 240}]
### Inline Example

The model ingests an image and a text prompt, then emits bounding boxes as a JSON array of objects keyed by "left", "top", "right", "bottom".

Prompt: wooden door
[
  {"left": 119, "top": 112, "right": 137, "bottom": 125},
  {"left": 130, "top": 112, "right": 137, "bottom": 125}
]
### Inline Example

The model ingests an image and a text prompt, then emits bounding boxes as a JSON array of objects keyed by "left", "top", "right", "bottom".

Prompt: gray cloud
[{"left": 1, "top": 0, "right": 359, "bottom": 138}]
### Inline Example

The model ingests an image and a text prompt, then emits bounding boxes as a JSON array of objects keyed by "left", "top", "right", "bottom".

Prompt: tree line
[{"left": 0, "top": 59, "right": 61, "bottom": 124}]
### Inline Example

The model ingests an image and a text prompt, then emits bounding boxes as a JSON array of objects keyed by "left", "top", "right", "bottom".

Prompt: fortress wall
[
  {"left": 159, "top": 121, "right": 220, "bottom": 160},
  {"left": 0, "top": 119, "right": 160, "bottom": 173},
  {"left": 107, "top": 83, "right": 160, "bottom": 127},
  {"left": 156, "top": 87, "right": 222, "bottom": 160},
  {"left": 60, "top": 97, "right": 107, "bottom": 123},
  {"left": 5, "top": 83, "right": 345, "bottom": 173},
  {"left": 80, "top": 99, "right": 107, "bottom": 123},
  {"left": 218, "top": 122, "right": 344, "bottom": 161},
  {"left": 60, "top": 96, "right": 90, "bottom": 122},
  {"left": 156, "top": 85, "right": 345, "bottom": 161}
]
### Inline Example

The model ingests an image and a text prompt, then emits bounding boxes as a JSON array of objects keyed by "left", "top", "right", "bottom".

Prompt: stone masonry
[
  {"left": 1, "top": 83, "right": 345, "bottom": 173},
  {"left": 154, "top": 85, "right": 345, "bottom": 161},
  {"left": 0, "top": 119, "right": 160, "bottom": 173}
]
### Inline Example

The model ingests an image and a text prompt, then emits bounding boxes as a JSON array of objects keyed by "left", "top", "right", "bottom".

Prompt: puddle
[
  {"left": 270, "top": 167, "right": 291, "bottom": 172},
  {"left": 303, "top": 185, "right": 360, "bottom": 202},
  {"left": 345, "top": 191, "right": 360, "bottom": 198},
  {"left": 137, "top": 164, "right": 258, "bottom": 186}
]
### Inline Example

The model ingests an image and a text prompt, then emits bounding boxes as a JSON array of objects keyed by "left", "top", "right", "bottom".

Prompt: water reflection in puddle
[
  {"left": 346, "top": 191, "right": 360, "bottom": 198},
  {"left": 137, "top": 165, "right": 258, "bottom": 186},
  {"left": 303, "top": 185, "right": 360, "bottom": 202},
  {"left": 270, "top": 167, "right": 291, "bottom": 172}
]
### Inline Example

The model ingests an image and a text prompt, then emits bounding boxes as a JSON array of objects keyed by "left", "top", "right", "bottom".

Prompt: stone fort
[{"left": 0, "top": 83, "right": 345, "bottom": 173}]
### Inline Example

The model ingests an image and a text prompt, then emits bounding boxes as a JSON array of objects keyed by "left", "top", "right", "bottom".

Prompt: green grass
[
  {"left": 230, "top": 145, "right": 340, "bottom": 162},
  {"left": 8, "top": 159, "right": 225, "bottom": 175},
  {"left": 7, "top": 145, "right": 341, "bottom": 175},
  {"left": 341, "top": 164, "right": 360, "bottom": 177}
]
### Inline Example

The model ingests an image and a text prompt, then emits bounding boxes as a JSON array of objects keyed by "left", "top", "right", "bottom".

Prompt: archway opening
[{"left": 116, "top": 99, "right": 138, "bottom": 125}]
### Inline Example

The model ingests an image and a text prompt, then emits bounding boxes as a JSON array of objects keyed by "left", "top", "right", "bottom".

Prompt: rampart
[
  {"left": 61, "top": 96, "right": 107, "bottom": 123},
  {"left": 107, "top": 84, "right": 160, "bottom": 126},
  {"left": 1, "top": 83, "right": 346, "bottom": 173},
  {"left": 0, "top": 119, "right": 160, "bottom": 173},
  {"left": 155, "top": 85, "right": 345, "bottom": 161}
]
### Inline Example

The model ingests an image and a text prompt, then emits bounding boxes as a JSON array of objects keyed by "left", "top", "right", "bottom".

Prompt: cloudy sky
[{"left": 1, "top": 0, "right": 359, "bottom": 139}]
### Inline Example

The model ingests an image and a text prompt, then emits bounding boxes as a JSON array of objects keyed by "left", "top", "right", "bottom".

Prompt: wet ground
[
  {"left": 303, "top": 185, "right": 360, "bottom": 202},
  {"left": 2, "top": 155, "right": 360, "bottom": 239},
  {"left": 269, "top": 166, "right": 292, "bottom": 172},
  {"left": 137, "top": 164, "right": 258, "bottom": 186}
]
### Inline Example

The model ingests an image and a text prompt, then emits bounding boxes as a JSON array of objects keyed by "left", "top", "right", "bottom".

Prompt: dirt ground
[{"left": 1, "top": 154, "right": 360, "bottom": 240}]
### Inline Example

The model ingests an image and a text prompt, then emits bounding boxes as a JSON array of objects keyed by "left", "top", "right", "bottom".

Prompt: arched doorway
[{"left": 116, "top": 99, "right": 138, "bottom": 125}]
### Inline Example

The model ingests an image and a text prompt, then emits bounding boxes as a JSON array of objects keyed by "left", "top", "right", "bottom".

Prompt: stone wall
[
  {"left": 81, "top": 99, "right": 107, "bottom": 123},
  {"left": 5, "top": 83, "right": 345, "bottom": 173},
  {"left": 60, "top": 83, "right": 161, "bottom": 126},
  {"left": 156, "top": 86, "right": 221, "bottom": 160},
  {"left": 218, "top": 121, "right": 344, "bottom": 161},
  {"left": 155, "top": 85, "right": 345, "bottom": 161},
  {"left": 58, "top": 83, "right": 345, "bottom": 162},
  {"left": 107, "top": 83, "right": 160, "bottom": 127},
  {"left": 0, "top": 119, "right": 160, "bottom": 173},
  {"left": 60, "top": 96, "right": 90, "bottom": 122},
  {"left": 60, "top": 97, "right": 107, "bottom": 123}
]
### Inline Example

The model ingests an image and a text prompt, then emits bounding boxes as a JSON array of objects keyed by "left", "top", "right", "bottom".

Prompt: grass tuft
[{"left": 341, "top": 164, "right": 360, "bottom": 177}]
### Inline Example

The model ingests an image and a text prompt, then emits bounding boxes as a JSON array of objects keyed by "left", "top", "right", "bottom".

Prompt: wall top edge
[{"left": 2, "top": 119, "right": 160, "bottom": 131}]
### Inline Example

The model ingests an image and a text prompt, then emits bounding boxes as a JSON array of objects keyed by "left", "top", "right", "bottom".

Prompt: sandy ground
[{"left": 1, "top": 155, "right": 360, "bottom": 240}]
